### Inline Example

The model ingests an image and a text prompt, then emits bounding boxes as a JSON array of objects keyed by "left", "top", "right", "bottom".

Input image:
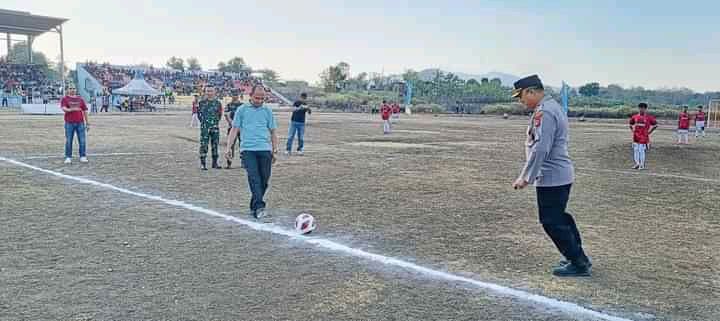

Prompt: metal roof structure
[{"left": 0, "top": 9, "right": 67, "bottom": 36}]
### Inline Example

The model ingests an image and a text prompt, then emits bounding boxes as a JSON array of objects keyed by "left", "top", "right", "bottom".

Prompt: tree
[
  {"left": 481, "top": 78, "right": 489, "bottom": 85},
  {"left": 5, "top": 42, "right": 49, "bottom": 66},
  {"left": 490, "top": 78, "right": 502, "bottom": 87},
  {"left": 402, "top": 69, "right": 420, "bottom": 83},
  {"left": 579, "top": 82, "right": 601, "bottom": 97},
  {"left": 166, "top": 56, "right": 185, "bottom": 71},
  {"left": 319, "top": 62, "right": 351, "bottom": 92},
  {"left": 319, "top": 63, "right": 349, "bottom": 93},
  {"left": 256, "top": 68, "right": 279, "bottom": 82},
  {"left": 466, "top": 78, "right": 480, "bottom": 86},
  {"left": 337, "top": 62, "right": 350, "bottom": 79},
  {"left": 217, "top": 57, "right": 248, "bottom": 73},
  {"left": 186, "top": 57, "right": 202, "bottom": 71}
]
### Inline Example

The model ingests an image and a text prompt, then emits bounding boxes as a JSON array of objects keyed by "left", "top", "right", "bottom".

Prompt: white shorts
[
  {"left": 677, "top": 129, "right": 689, "bottom": 134},
  {"left": 696, "top": 121, "right": 705, "bottom": 128}
]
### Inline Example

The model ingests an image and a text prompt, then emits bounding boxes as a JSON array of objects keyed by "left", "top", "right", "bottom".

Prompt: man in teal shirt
[{"left": 225, "top": 85, "right": 279, "bottom": 219}]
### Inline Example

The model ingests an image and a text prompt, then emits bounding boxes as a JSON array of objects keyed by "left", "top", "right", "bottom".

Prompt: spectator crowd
[{"left": 82, "top": 62, "right": 283, "bottom": 104}]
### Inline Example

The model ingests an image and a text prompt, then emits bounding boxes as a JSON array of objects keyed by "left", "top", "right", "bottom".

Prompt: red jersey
[
  {"left": 61, "top": 96, "right": 87, "bottom": 123},
  {"left": 381, "top": 105, "right": 391, "bottom": 120},
  {"left": 678, "top": 112, "right": 690, "bottom": 129},
  {"left": 629, "top": 113, "right": 657, "bottom": 144},
  {"left": 392, "top": 104, "right": 400, "bottom": 114},
  {"left": 695, "top": 111, "right": 705, "bottom": 122},
  {"left": 192, "top": 101, "right": 198, "bottom": 113}
]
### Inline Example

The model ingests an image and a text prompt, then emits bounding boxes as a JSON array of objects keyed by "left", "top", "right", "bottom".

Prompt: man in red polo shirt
[
  {"left": 381, "top": 100, "right": 392, "bottom": 134},
  {"left": 629, "top": 103, "right": 657, "bottom": 170},
  {"left": 60, "top": 86, "right": 90, "bottom": 164},
  {"left": 677, "top": 106, "right": 690, "bottom": 145}
]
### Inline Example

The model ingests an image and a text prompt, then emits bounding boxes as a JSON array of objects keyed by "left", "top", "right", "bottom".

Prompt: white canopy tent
[{"left": 113, "top": 77, "right": 161, "bottom": 96}]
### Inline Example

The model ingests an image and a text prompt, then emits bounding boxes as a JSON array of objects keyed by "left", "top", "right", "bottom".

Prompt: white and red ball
[{"left": 295, "top": 213, "right": 316, "bottom": 234}]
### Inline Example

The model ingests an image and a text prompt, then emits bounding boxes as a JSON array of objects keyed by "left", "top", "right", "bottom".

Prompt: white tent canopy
[{"left": 113, "top": 77, "right": 161, "bottom": 96}]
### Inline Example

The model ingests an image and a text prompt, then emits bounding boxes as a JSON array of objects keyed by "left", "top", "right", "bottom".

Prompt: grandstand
[
  {"left": 77, "top": 62, "right": 291, "bottom": 108},
  {"left": 0, "top": 9, "right": 67, "bottom": 110}
]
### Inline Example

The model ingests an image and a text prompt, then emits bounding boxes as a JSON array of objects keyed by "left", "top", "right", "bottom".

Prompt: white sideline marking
[
  {"left": 576, "top": 167, "right": 720, "bottom": 184},
  {"left": 23, "top": 152, "right": 178, "bottom": 160},
  {"left": 0, "top": 156, "right": 635, "bottom": 321}
]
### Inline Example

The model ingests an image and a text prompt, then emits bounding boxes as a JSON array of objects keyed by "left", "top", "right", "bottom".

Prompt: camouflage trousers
[{"left": 199, "top": 126, "right": 220, "bottom": 158}]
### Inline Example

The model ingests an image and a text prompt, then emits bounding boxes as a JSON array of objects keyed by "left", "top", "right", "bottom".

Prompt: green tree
[
  {"left": 186, "top": 57, "right": 202, "bottom": 71},
  {"left": 579, "top": 82, "right": 601, "bottom": 97},
  {"left": 5, "top": 42, "right": 50, "bottom": 66},
  {"left": 256, "top": 68, "right": 279, "bottom": 82},
  {"left": 319, "top": 62, "right": 350, "bottom": 92},
  {"left": 217, "top": 57, "right": 248, "bottom": 73},
  {"left": 166, "top": 56, "right": 185, "bottom": 71}
]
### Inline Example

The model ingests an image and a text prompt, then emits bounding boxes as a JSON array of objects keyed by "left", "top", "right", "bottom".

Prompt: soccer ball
[
  {"left": 503, "top": 113, "right": 509, "bottom": 119},
  {"left": 295, "top": 213, "right": 316, "bottom": 235}
]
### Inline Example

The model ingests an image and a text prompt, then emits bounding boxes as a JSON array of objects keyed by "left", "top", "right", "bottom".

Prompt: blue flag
[
  {"left": 561, "top": 81, "right": 569, "bottom": 115},
  {"left": 404, "top": 81, "right": 413, "bottom": 105}
]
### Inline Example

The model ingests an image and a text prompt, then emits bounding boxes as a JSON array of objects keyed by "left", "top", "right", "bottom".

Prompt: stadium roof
[{"left": 0, "top": 9, "right": 68, "bottom": 37}]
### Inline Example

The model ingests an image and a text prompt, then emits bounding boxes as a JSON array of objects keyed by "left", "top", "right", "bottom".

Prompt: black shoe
[
  {"left": 226, "top": 159, "right": 232, "bottom": 169},
  {"left": 552, "top": 262, "right": 591, "bottom": 277},
  {"left": 254, "top": 208, "right": 266, "bottom": 219},
  {"left": 555, "top": 260, "right": 571, "bottom": 268},
  {"left": 212, "top": 157, "right": 221, "bottom": 169},
  {"left": 200, "top": 158, "right": 208, "bottom": 171}
]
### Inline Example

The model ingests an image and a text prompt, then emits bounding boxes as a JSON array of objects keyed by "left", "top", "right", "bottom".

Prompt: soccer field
[{"left": 1, "top": 112, "right": 718, "bottom": 321}]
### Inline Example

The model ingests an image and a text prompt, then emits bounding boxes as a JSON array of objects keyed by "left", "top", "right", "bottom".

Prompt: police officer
[
  {"left": 224, "top": 91, "right": 244, "bottom": 169},
  {"left": 511, "top": 75, "right": 592, "bottom": 277},
  {"left": 198, "top": 86, "right": 223, "bottom": 170}
]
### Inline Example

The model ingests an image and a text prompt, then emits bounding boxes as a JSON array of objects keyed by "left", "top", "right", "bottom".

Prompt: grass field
[{"left": 1, "top": 111, "right": 718, "bottom": 321}]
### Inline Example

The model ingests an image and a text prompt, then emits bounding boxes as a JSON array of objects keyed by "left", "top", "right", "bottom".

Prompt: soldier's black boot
[
  {"left": 226, "top": 159, "right": 233, "bottom": 169},
  {"left": 200, "top": 157, "right": 208, "bottom": 171},
  {"left": 212, "top": 157, "right": 221, "bottom": 169}
]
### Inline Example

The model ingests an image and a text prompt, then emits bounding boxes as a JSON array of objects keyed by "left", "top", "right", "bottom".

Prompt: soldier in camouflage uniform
[
  {"left": 198, "top": 86, "right": 223, "bottom": 170},
  {"left": 224, "top": 91, "right": 244, "bottom": 169}
]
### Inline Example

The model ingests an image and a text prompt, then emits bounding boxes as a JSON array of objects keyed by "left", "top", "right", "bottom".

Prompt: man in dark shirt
[
  {"left": 224, "top": 91, "right": 244, "bottom": 168},
  {"left": 285, "top": 93, "right": 311, "bottom": 156}
]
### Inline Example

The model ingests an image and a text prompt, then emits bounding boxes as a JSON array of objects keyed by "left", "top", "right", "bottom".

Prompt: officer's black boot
[
  {"left": 200, "top": 157, "right": 208, "bottom": 170},
  {"left": 212, "top": 156, "right": 221, "bottom": 169}
]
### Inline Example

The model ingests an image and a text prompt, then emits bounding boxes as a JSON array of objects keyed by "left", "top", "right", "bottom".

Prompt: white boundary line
[
  {"left": 0, "top": 156, "right": 635, "bottom": 321},
  {"left": 22, "top": 152, "right": 179, "bottom": 160}
]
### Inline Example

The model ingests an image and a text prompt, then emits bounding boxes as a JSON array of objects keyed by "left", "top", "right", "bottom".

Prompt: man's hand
[
  {"left": 271, "top": 152, "right": 277, "bottom": 164},
  {"left": 512, "top": 178, "right": 529, "bottom": 190},
  {"left": 85, "top": 124, "right": 90, "bottom": 132}
]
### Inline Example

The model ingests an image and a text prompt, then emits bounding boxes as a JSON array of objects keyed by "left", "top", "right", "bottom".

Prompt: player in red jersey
[
  {"left": 677, "top": 106, "right": 690, "bottom": 145},
  {"left": 629, "top": 103, "right": 658, "bottom": 170},
  {"left": 381, "top": 100, "right": 392, "bottom": 134},
  {"left": 694, "top": 105, "right": 706, "bottom": 138}
]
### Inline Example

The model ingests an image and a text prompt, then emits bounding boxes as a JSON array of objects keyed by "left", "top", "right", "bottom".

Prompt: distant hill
[{"left": 417, "top": 69, "right": 520, "bottom": 87}]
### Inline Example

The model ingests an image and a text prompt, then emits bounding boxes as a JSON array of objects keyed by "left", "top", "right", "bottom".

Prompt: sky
[{"left": 3, "top": 0, "right": 720, "bottom": 91}]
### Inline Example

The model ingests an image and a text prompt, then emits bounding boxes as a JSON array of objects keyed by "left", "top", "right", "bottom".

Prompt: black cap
[{"left": 512, "top": 74, "right": 544, "bottom": 98}]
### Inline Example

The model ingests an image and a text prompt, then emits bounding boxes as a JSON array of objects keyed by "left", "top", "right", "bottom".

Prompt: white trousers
[
  {"left": 190, "top": 113, "right": 199, "bottom": 128},
  {"left": 695, "top": 122, "right": 705, "bottom": 137},
  {"left": 383, "top": 120, "right": 391, "bottom": 133},
  {"left": 677, "top": 129, "right": 689, "bottom": 144},
  {"left": 633, "top": 143, "right": 647, "bottom": 167}
]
